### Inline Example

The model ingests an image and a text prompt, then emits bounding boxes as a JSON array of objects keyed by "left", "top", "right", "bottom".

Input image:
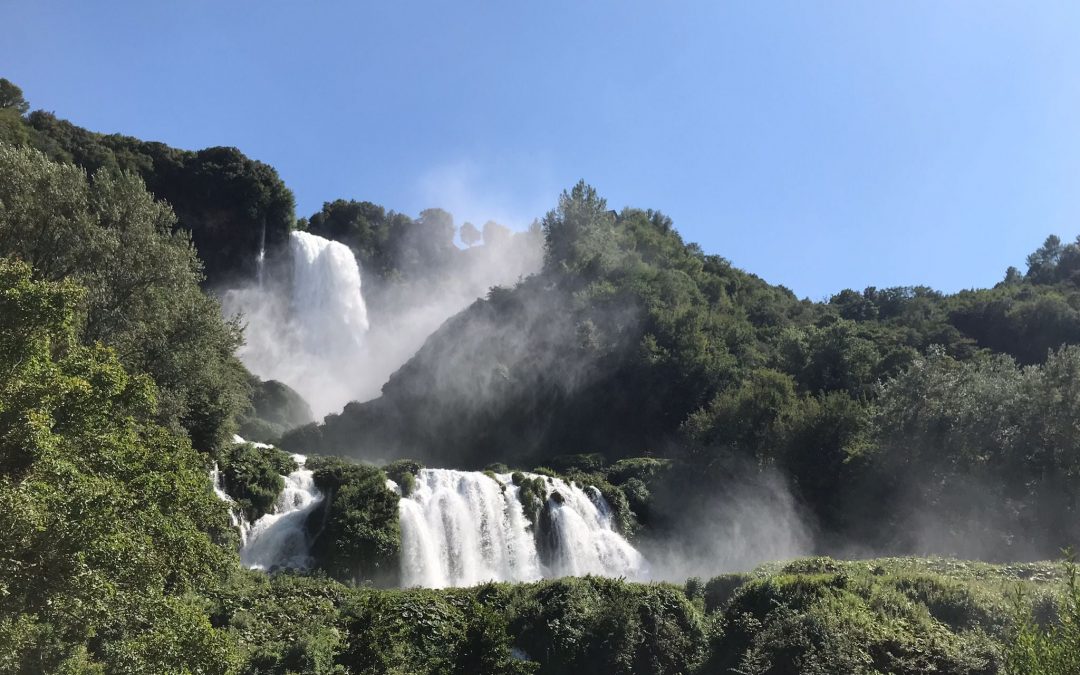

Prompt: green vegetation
[
  {"left": 219, "top": 441, "right": 298, "bottom": 521},
  {"left": 1005, "top": 556, "right": 1080, "bottom": 674},
  {"left": 383, "top": 459, "right": 421, "bottom": 498},
  {"left": 0, "top": 143, "right": 249, "bottom": 452},
  {"left": 203, "top": 557, "right": 1078, "bottom": 675},
  {"left": 0, "top": 258, "right": 237, "bottom": 672},
  {"left": 238, "top": 377, "right": 314, "bottom": 443},
  {"left": 306, "top": 456, "right": 402, "bottom": 585},
  {"left": 288, "top": 180, "right": 1080, "bottom": 561},
  {"left": 5, "top": 77, "right": 1080, "bottom": 672},
  {"left": 0, "top": 79, "right": 294, "bottom": 285}
]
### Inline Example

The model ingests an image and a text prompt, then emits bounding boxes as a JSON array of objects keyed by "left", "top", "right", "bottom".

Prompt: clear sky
[{"left": 3, "top": 1, "right": 1078, "bottom": 299}]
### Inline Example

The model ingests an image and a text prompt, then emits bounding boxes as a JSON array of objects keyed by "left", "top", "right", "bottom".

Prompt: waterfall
[
  {"left": 211, "top": 441, "right": 646, "bottom": 583},
  {"left": 222, "top": 230, "right": 370, "bottom": 416},
  {"left": 288, "top": 230, "right": 369, "bottom": 356},
  {"left": 256, "top": 220, "right": 266, "bottom": 287},
  {"left": 211, "top": 462, "right": 252, "bottom": 545},
  {"left": 542, "top": 481, "right": 646, "bottom": 579},
  {"left": 398, "top": 469, "right": 646, "bottom": 588},
  {"left": 239, "top": 454, "right": 323, "bottom": 571}
]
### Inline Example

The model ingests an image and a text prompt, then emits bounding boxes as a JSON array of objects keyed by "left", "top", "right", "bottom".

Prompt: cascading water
[
  {"left": 211, "top": 462, "right": 252, "bottom": 545},
  {"left": 398, "top": 469, "right": 647, "bottom": 588},
  {"left": 239, "top": 454, "right": 323, "bottom": 571},
  {"left": 398, "top": 469, "right": 542, "bottom": 588},
  {"left": 541, "top": 480, "right": 645, "bottom": 579},
  {"left": 221, "top": 230, "right": 369, "bottom": 417},
  {"left": 288, "top": 231, "right": 369, "bottom": 355}
]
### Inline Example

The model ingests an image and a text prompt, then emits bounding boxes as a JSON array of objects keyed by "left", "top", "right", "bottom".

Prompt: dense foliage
[
  {"left": 305, "top": 456, "right": 402, "bottom": 586},
  {"left": 199, "top": 557, "right": 1071, "bottom": 675},
  {"left": 0, "top": 79, "right": 294, "bottom": 286},
  {"left": 219, "top": 441, "right": 298, "bottom": 521},
  {"left": 0, "top": 143, "right": 249, "bottom": 452},
  {"left": 285, "top": 180, "right": 1080, "bottom": 560},
  {"left": 0, "top": 259, "right": 237, "bottom": 672},
  {"left": 1005, "top": 556, "right": 1080, "bottom": 674}
]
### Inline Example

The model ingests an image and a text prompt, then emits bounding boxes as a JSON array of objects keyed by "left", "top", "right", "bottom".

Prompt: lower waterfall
[
  {"left": 239, "top": 454, "right": 323, "bottom": 571},
  {"left": 214, "top": 460, "right": 647, "bottom": 585},
  {"left": 399, "top": 469, "right": 542, "bottom": 588},
  {"left": 398, "top": 469, "right": 647, "bottom": 588}
]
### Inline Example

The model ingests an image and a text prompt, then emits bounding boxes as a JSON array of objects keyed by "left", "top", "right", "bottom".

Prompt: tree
[
  {"left": 0, "top": 144, "right": 249, "bottom": 451},
  {"left": 417, "top": 207, "right": 455, "bottom": 243},
  {"left": 0, "top": 258, "right": 238, "bottom": 673},
  {"left": 460, "top": 221, "right": 481, "bottom": 247},
  {"left": 482, "top": 220, "right": 511, "bottom": 248},
  {"left": 1027, "top": 234, "right": 1064, "bottom": 284},
  {"left": 0, "top": 78, "right": 28, "bottom": 114},
  {"left": 21, "top": 112, "right": 296, "bottom": 284},
  {"left": 542, "top": 180, "right": 619, "bottom": 280}
]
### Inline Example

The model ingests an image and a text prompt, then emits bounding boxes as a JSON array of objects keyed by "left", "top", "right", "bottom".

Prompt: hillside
[{"left": 2, "top": 75, "right": 1080, "bottom": 673}]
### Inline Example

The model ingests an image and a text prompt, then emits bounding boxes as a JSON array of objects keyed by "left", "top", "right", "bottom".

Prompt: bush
[
  {"left": 384, "top": 459, "right": 422, "bottom": 497},
  {"left": 703, "top": 573, "right": 750, "bottom": 613},
  {"left": 709, "top": 562, "right": 1005, "bottom": 675},
  {"left": 307, "top": 458, "right": 401, "bottom": 585},
  {"left": 1005, "top": 557, "right": 1080, "bottom": 675},
  {"left": 220, "top": 441, "right": 297, "bottom": 521}
]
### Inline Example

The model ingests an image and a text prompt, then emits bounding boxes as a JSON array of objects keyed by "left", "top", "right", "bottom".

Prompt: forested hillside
[
  {"left": 287, "top": 180, "right": 1080, "bottom": 562},
  {"left": 3, "top": 74, "right": 1080, "bottom": 673}
]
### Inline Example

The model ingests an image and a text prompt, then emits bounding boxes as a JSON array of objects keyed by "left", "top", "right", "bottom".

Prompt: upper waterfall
[
  {"left": 222, "top": 230, "right": 370, "bottom": 416},
  {"left": 288, "top": 230, "right": 369, "bottom": 355}
]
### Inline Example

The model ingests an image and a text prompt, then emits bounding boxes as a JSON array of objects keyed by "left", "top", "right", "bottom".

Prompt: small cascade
[
  {"left": 541, "top": 478, "right": 646, "bottom": 579},
  {"left": 239, "top": 454, "right": 324, "bottom": 571},
  {"left": 211, "top": 462, "right": 252, "bottom": 545},
  {"left": 398, "top": 469, "right": 646, "bottom": 588},
  {"left": 255, "top": 219, "right": 267, "bottom": 287},
  {"left": 399, "top": 469, "right": 542, "bottom": 588}
]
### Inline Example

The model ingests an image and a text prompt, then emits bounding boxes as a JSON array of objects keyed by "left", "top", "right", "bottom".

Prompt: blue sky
[{"left": 3, "top": 1, "right": 1078, "bottom": 299}]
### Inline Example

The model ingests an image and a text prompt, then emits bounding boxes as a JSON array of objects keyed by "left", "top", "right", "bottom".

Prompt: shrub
[
  {"left": 307, "top": 458, "right": 401, "bottom": 585},
  {"left": 1005, "top": 557, "right": 1080, "bottom": 675},
  {"left": 220, "top": 441, "right": 297, "bottom": 521},
  {"left": 384, "top": 459, "right": 422, "bottom": 497}
]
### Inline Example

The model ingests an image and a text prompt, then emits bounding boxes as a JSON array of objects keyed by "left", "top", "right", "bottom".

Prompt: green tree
[
  {"left": 0, "top": 78, "right": 28, "bottom": 114},
  {"left": 0, "top": 143, "right": 249, "bottom": 451},
  {"left": 0, "top": 258, "right": 238, "bottom": 673}
]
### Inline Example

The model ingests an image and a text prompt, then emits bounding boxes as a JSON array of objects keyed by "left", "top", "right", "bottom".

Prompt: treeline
[{"left": 1, "top": 78, "right": 540, "bottom": 302}]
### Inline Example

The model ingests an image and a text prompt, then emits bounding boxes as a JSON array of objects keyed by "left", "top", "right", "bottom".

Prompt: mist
[
  {"left": 220, "top": 218, "right": 543, "bottom": 418},
  {"left": 641, "top": 467, "right": 814, "bottom": 580}
]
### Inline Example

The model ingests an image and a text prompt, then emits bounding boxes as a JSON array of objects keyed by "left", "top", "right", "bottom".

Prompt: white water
[
  {"left": 239, "top": 454, "right": 324, "bottom": 571},
  {"left": 212, "top": 451, "right": 647, "bottom": 584},
  {"left": 211, "top": 462, "right": 252, "bottom": 545},
  {"left": 398, "top": 469, "right": 646, "bottom": 588},
  {"left": 543, "top": 480, "right": 646, "bottom": 579},
  {"left": 222, "top": 231, "right": 369, "bottom": 416}
]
